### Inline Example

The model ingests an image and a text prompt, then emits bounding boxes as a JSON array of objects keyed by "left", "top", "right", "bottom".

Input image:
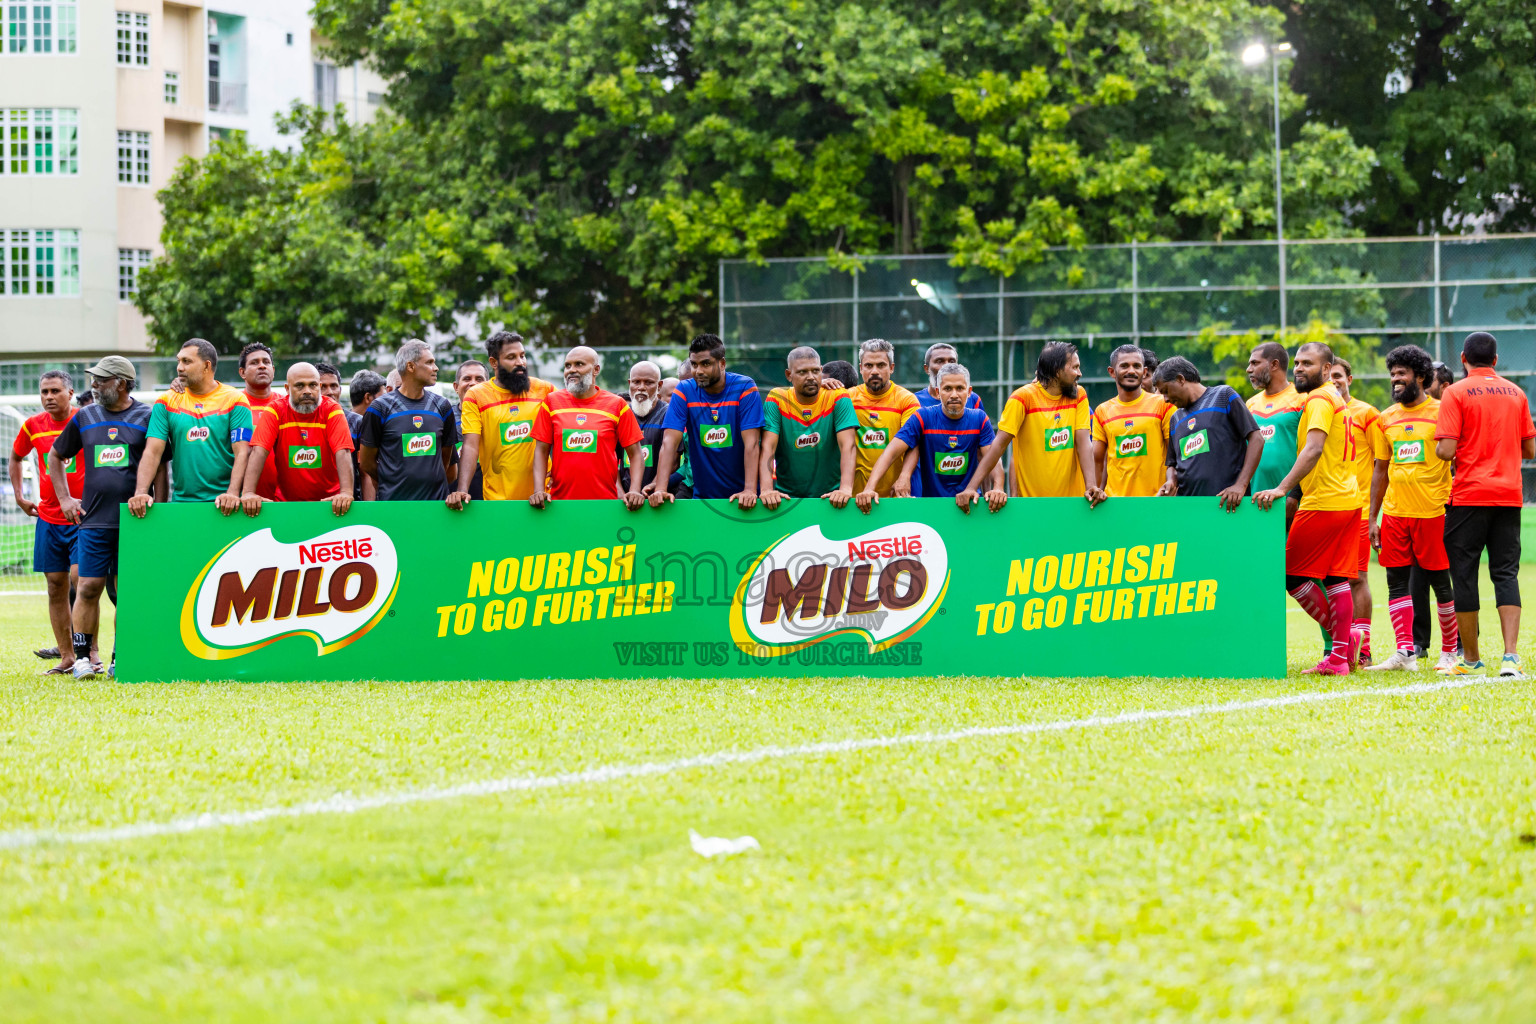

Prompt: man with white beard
[
  {"left": 240, "top": 361, "right": 355, "bottom": 516},
  {"left": 529, "top": 346, "right": 646, "bottom": 508},
  {"left": 619, "top": 359, "right": 677, "bottom": 495}
]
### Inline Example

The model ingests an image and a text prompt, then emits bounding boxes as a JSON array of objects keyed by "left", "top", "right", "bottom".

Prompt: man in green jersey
[
  {"left": 759, "top": 346, "right": 858, "bottom": 509},
  {"left": 130, "top": 338, "right": 252, "bottom": 516},
  {"left": 1245, "top": 342, "right": 1305, "bottom": 526}
]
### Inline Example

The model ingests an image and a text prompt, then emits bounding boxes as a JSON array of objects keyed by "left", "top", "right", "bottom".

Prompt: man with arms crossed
[
  {"left": 1434, "top": 331, "right": 1536, "bottom": 677},
  {"left": 1152, "top": 357, "right": 1263, "bottom": 507}
]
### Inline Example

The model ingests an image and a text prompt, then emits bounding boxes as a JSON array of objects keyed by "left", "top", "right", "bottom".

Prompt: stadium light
[{"left": 1242, "top": 40, "right": 1297, "bottom": 333}]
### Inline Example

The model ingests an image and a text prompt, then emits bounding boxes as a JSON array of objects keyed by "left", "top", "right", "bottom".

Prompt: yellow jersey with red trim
[
  {"left": 1296, "top": 386, "right": 1358, "bottom": 512},
  {"left": 1369, "top": 397, "right": 1450, "bottom": 518},
  {"left": 460, "top": 377, "right": 555, "bottom": 499},
  {"left": 1091, "top": 391, "right": 1173, "bottom": 497},
  {"left": 848, "top": 382, "right": 920, "bottom": 495},
  {"left": 997, "top": 381, "right": 1090, "bottom": 497}
]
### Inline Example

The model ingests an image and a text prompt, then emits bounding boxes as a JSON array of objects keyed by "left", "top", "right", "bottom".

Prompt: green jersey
[
  {"left": 147, "top": 383, "right": 253, "bottom": 501},
  {"left": 764, "top": 387, "right": 857, "bottom": 497},
  {"left": 1246, "top": 383, "right": 1305, "bottom": 492}
]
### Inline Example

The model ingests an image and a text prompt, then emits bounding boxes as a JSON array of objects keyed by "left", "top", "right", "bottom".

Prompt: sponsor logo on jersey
[
  {"left": 794, "top": 431, "right": 822, "bottom": 449},
  {"left": 181, "top": 525, "right": 399, "bottom": 661},
  {"left": 701, "top": 424, "right": 733, "bottom": 448},
  {"left": 624, "top": 444, "right": 654, "bottom": 468},
  {"left": 562, "top": 429, "right": 598, "bottom": 452},
  {"left": 1260, "top": 424, "right": 1276, "bottom": 440},
  {"left": 1115, "top": 433, "right": 1146, "bottom": 458},
  {"left": 1181, "top": 429, "right": 1211, "bottom": 459},
  {"left": 185, "top": 425, "right": 210, "bottom": 442},
  {"left": 1044, "top": 426, "right": 1073, "bottom": 452},
  {"left": 1392, "top": 439, "right": 1425, "bottom": 464},
  {"left": 288, "top": 445, "right": 321, "bottom": 468},
  {"left": 94, "top": 444, "right": 128, "bottom": 467},
  {"left": 858, "top": 427, "right": 889, "bottom": 448},
  {"left": 936, "top": 453, "right": 969, "bottom": 475},
  {"left": 730, "top": 523, "right": 949, "bottom": 657},
  {"left": 63, "top": 454, "right": 77, "bottom": 473},
  {"left": 501, "top": 420, "right": 532, "bottom": 444},
  {"left": 403, "top": 432, "right": 436, "bottom": 456},
  {"left": 107, "top": 427, "right": 119, "bottom": 441}
]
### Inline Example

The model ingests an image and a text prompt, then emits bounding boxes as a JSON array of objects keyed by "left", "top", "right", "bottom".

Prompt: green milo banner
[{"left": 117, "top": 498, "right": 1285, "bottom": 682}]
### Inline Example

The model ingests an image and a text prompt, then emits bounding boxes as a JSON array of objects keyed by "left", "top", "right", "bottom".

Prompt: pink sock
[
  {"left": 1353, "top": 617, "right": 1372, "bottom": 658},
  {"left": 1326, "top": 583, "right": 1354, "bottom": 663},
  {"left": 1437, "top": 602, "right": 1460, "bottom": 654},
  {"left": 1388, "top": 597, "right": 1414, "bottom": 654},
  {"left": 1288, "top": 581, "right": 1330, "bottom": 629}
]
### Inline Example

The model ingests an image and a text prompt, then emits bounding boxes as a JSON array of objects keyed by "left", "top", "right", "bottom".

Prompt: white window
[
  {"left": 1, "top": 230, "right": 81, "bottom": 297},
  {"left": 118, "top": 248, "right": 150, "bottom": 301},
  {"left": 5, "top": 2, "right": 77, "bottom": 55},
  {"left": 1, "top": 109, "right": 78, "bottom": 176},
  {"left": 115, "top": 11, "right": 148, "bottom": 67},
  {"left": 164, "top": 69, "right": 178, "bottom": 104},
  {"left": 116, "top": 129, "right": 149, "bottom": 185}
]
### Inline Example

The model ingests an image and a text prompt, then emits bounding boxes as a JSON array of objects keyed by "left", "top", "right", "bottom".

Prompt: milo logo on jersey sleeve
[
  {"left": 1114, "top": 433, "right": 1147, "bottom": 458},
  {"left": 858, "top": 427, "right": 889, "bottom": 448},
  {"left": 700, "top": 424, "right": 733, "bottom": 448},
  {"left": 936, "top": 452, "right": 970, "bottom": 475},
  {"left": 794, "top": 431, "right": 822, "bottom": 449},
  {"left": 1044, "top": 426, "right": 1073, "bottom": 452},
  {"left": 94, "top": 444, "right": 128, "bottom": 467},
  {"left": 403, "top": 433, "right": 437, "bottom": 457},
  {"left": 185, "top": 425, "right": 211, "bottom": 442},
  {"left": 288, "top": 446, "right": 321, "bottom": 468},
  {"left": 1180, "top": 429, "right": 1210, "bottom": 459},
  {"left": 501, "top": 420, "right": 532, "bottom": 445},
  {"left": 562, "top": 429, "right": 598, "bottom": 453},
  {"left": 1392, "top": 439, "right": 1425, "bottom": 464}
]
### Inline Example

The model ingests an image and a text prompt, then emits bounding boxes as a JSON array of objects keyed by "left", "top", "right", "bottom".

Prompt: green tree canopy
[{"left": 140, "top": 0, "right": 1375, "bottom": 354}]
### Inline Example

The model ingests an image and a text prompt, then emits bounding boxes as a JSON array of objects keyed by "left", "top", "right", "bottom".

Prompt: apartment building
[{"left": 0, "top": 1, "right": 385, "bottom": 376}]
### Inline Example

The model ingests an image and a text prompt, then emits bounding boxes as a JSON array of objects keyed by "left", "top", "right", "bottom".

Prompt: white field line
[{"left": 0, "top": 677, "right": 1494, "bottom": 852}]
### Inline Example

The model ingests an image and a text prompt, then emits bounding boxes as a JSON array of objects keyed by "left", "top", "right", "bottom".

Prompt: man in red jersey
[
  {"left": 239, "top": 341, "right": 282, "bottom": 500},
  {"left": 241, "top": 362, "right": 355, "bottom": 516},
  {"left": 530, "top": 346, "right": 645, "bottom": 508},
  {"left": 8, "top": 370, "right": 86, "bottom": 673}
]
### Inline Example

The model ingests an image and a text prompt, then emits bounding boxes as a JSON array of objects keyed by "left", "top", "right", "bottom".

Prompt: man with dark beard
[
  {"left": 447, "top": 331, "right": 553, "bottom": 507},
  {"left": 619, "top": 359, "right": 676, "bottom": 494},
  {"left": 530, "top": 346, "right": 645, "bottom": 508},
  {"left": 240, "top": 361, "right": 355, "bottom": 516}
]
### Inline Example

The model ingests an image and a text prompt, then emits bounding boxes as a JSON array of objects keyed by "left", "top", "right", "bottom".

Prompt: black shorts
[{"left": 1443, "top": 505, "right": 1521, "bottom": 612}]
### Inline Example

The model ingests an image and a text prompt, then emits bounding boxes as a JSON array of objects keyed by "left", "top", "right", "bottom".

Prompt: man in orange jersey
[
  {"left": 530, "top": 346, "right": 645, "bottom": 508},
  {"left": 847, "top": 339, "right": 920, "bottom": 497},
  {"left": 759, "top": 346, "right": 858, "bottom": 508},
  {"left": 240, "top": 362, "right": 355, "bottom": 516},
  {"left": 1329, "top": 357, "right": 1379, "bottom": 665},
  {"left": 1091, "top": 344, "right": 1174, "bottom": 497},
  {"left": 238, "top": 342, "right": 282, "bottom": 500},
  {"left": 1253, "top": 342, "right": 1360, "bottom": 675},
  {"left": 9, "top": 370, "right": 86, "bottom": 674},
  {"left": 1365, "top": 345, "right": 1458, "bottom": 672},
  {"left": 447, "top": 330, "right": 554, "bottom": 508},
  {"left": 964, "top": 341, "right": 1105, "bottom": 506}
]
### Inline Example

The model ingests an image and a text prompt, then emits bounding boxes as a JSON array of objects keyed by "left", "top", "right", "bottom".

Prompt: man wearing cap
[{"left": 48, "top": 356, "right": 164, "bottom": 678}]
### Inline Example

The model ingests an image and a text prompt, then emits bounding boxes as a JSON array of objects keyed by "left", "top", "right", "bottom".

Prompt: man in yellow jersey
[
  {"left": 1329, "top": 357, "right": 1379, "bottom": 664},
  {"left": 964, "top": 341, "right": 1104, "bottom": 506},
  {"left": 1253, "top": 342, "right": 1359, "bottom": 675},
  {"left": 1091, "top": 344, "right": 1174, "bottom": 497},
  {"left": 1366, "top": 344, "right": 1459, "bottom": 672},
  {"left": 446, "top": 330, "right": 554, "bottom": 507},
  {"left": 846, "top": 339, "right": 920, "bottom": 497}
]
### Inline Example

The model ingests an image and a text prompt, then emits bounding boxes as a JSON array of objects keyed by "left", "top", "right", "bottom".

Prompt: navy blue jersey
[
  {"left": 51, "top": 399, "right": 152, "bottom": 529},
  {"left": 357, "top": 389, "right": 459, "bottom": 501},
  {"left": 896, "top": 405, "right": 995, "bottom": 499},
  {"left": 1167, "top": 385, "right": 1260, "bottom": 497},
  {"left": 912, "top": 388, "right": 988, "bottom": 495},
  {"left": 661, "top": 373, "right": 764, "bottom": 499}
]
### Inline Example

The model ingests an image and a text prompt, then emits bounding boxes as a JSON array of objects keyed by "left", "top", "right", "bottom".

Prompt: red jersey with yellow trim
[
  {"left": 244, "top": 390, "right": 282, "bottom": 499},
  {"left": 11, "top": 409, "right": 84, "bottom": 525},
  {"left": 250, "top": 395, "right": 354, "bottom": 502},
  {"left": 531, "top": 387, "right": 643, "bottom": 500},
  {"left": 1343, "top": 396, "right": 1379, "bottom": 518}
]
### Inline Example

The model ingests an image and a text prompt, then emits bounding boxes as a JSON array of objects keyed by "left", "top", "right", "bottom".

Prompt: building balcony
[{"left": 208, "top": 81, "right": 246, "bottom": 115}]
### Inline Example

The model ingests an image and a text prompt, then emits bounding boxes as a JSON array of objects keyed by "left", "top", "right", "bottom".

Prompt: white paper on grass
[{"left": 689, "top": 829, "right": 760, "bottom": 858}]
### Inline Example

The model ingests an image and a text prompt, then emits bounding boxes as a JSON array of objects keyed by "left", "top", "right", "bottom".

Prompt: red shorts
[
  {"left": 1377, "top": 513, "right": 1449, "bottom": 571},
  {"left": 1286, "top": 508, "right": 1361, "bottom": 580},
  {"left": 1357, "top": 517, "right": 1371, "bottom": 572}
]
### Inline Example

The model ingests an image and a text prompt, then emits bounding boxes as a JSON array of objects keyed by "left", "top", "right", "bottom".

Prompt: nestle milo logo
[
  {"left": 730, "top": 523, "right": 949, "bottom": 658},
  {"left": 1260, "top": 424, "right": 1276, "bottom": 440},
  {"left": 859, "top": 427, "right": 888, "bottom": 447},
  {"left": 1045, "top": 427, "right": 1072, "bottom": 451},
  {"left": 94, "top": 444, "right": 128, "bottom": 467},
  {"left": 701, "top": 425, "right": 733, "bottom": 448},
  {"left": 563, "top": 429, "right": 598, "bottom": 452},
  {"left": 502, "top": 421, "right": 532, "bottom": 444},
  {"left": 1181, "top": 428, "right": 1210, "bottom": 459},
  {"left": 794, "top": 431, "right": 822, "bottom": 449},
  {"left": 936, "top": 453, "right": 969, "bottom": 475},
  {"left": 1115, "top": 434, "right": 1146, "bottom": 457},
  {"left": 1393, "top": 439, "right": 1425, "bottom": 463},
  {"left": 185, "top": 425, "right": 210, "bottom": 442},
  {"left": 181, "top": 525, "right": 399, "bottom": 661},
  {"left": 403, "top": 433, "right": 436, "bottom": 456},
  {"left": 289, "top": 445, "right": 321, "bottom": 468}
]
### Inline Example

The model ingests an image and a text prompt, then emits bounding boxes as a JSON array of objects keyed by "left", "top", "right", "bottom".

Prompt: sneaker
[
  {"left": 107, "top": 661, "right": 116, "bottom": 679},
  {"left": 1303, "top": 655, "right": 1351, "bottom": 676},
  {"left": 1445, "top": 659, "right": 1485, "bottom": 676},
  {"left": 1413, "top": 645, "right": 1430, "bottom": 661},
  {"left": 1500, "top": 654, "right": 1524, "bottom": 679},
  {"left": 71, "top": 658, "right": 97, "bottom": 679},
  {"left": 1367, "top": 650, "right": 1417, "bottom": 672},
  {"left": 1434, "top": 651, "right": 1460, "bottom": 673}
]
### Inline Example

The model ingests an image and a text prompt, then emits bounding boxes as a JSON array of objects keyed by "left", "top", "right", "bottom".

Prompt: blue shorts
[
  {"left": 32, "top": 520, "right": 78, "bottom": 574},
  {"left": 76, "top": 528, "right": 120, "bottom": 579}
]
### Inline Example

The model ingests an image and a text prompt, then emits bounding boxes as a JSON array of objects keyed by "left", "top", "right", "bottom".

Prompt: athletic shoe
[
  {"left": 1413, "top": 645, "right": 1429, "bottom": 661},
  {"left": 1366, "top": 650, "right": 1417, "bottom": 672},
  {"left": 1445, "top": 659, "right": 1485, "bottom": 676},
  {"left": 71, "top": 658, "right": 97, "bottom": 680},
  {"left": 1434, "top": 651, "right": 1460, "bottom": 673},
  {"left": 1500, "top": 654, "right": 1524, "bottom": 679},
  {"left": 1302, "top": 656, "right": 1351, "bottom": 676},
  {"left": 107, "top": 661, "right": 116, "bottom": 679}
]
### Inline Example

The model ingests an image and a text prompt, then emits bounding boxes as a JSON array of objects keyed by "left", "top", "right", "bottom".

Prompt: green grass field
[{"left": 2, "top": 565, "right": 1534, "bottom": 1022}]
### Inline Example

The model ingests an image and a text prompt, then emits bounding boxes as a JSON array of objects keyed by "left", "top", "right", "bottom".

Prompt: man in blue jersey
[
  {"left": 856, "top": 363, "right": 1000, "bottom": 513},
  {"left": 650, "top": 334, "right": 764, "bottom": 508}
]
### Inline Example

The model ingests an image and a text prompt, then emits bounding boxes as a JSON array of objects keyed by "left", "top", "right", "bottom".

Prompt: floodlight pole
[{"left": 1271, "top": 47, "right": 1286, "bottom": 337}]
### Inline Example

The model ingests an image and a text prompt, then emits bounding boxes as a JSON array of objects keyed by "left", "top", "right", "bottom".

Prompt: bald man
[
  {"left": 621, "top": 359, "right": 680, "bottom": 494},
  {"left": 241, "top": 360, "right": 355, "bottom": 516},
  {"left": 530, "top": 346, "right": 645, "bottom": 507}
]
